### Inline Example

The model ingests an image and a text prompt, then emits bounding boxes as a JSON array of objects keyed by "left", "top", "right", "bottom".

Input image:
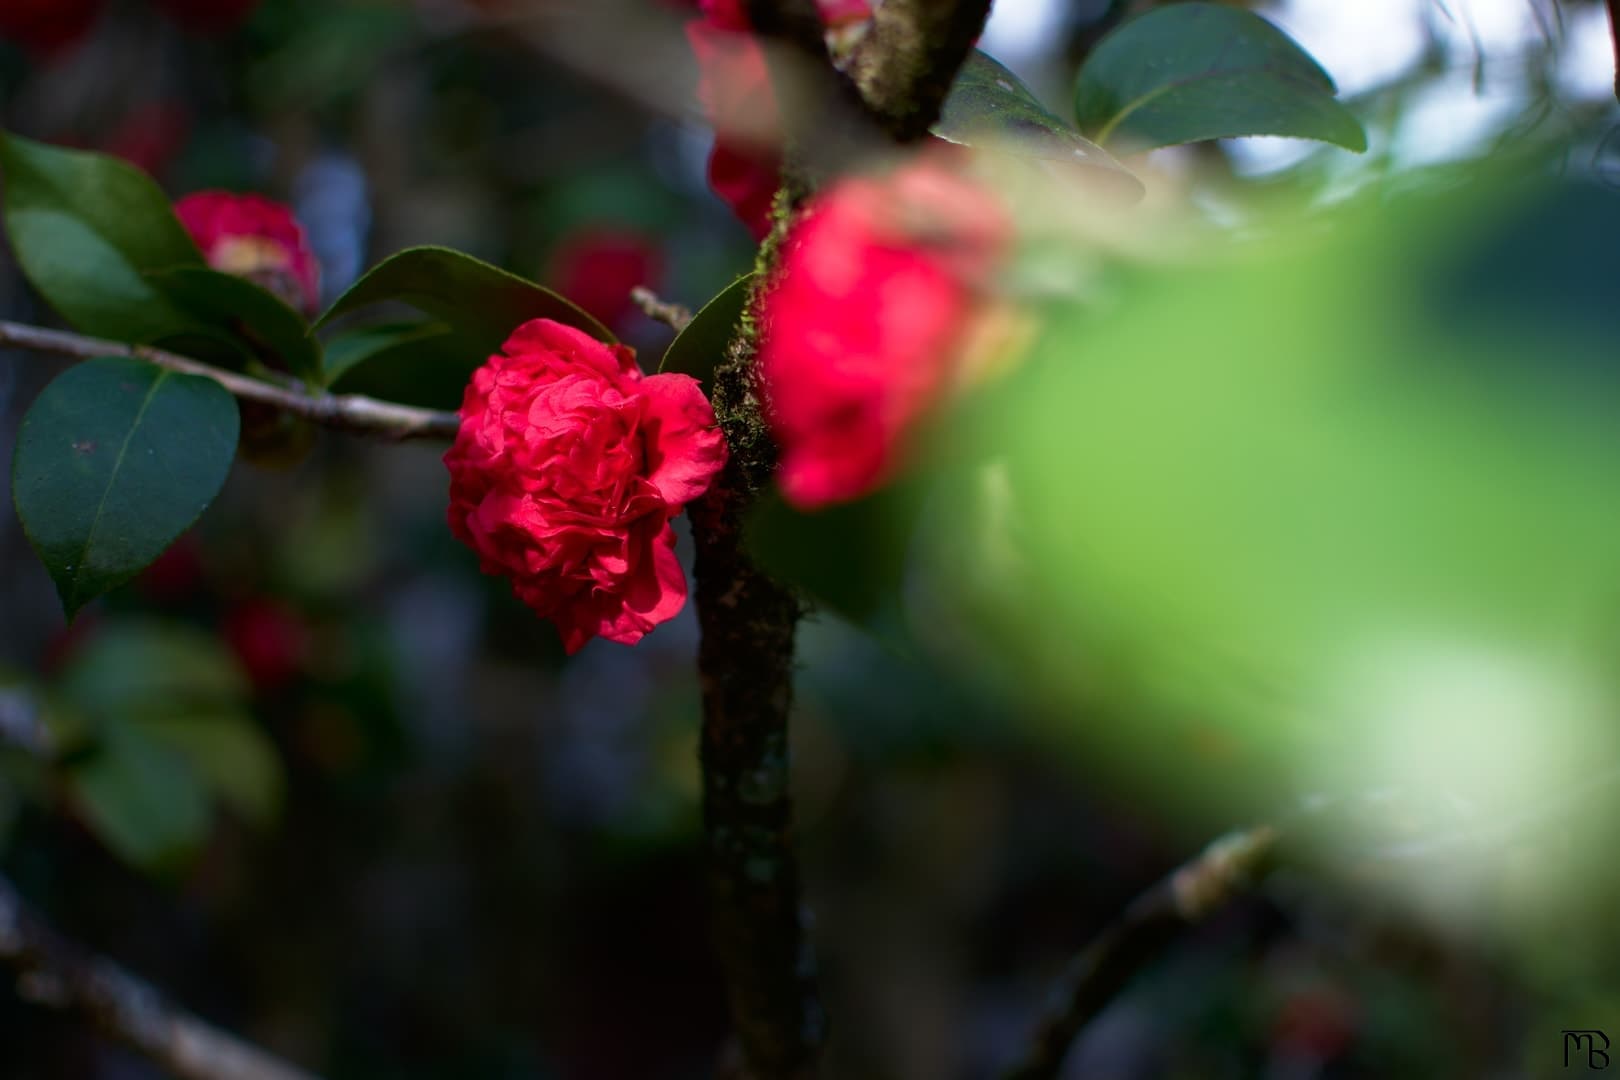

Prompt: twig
[
  {"left": 0, "top": 873, "right": 320, "bottom": 1080},
  {"left": 1001, "top": 826, "right": 1280, "bottom": 1080},
  {"left": 631, "top": 287, "right": 694, "bottom": 333},
  {"left": 0, "top": 321, "right": 459, "bottom": 441}
]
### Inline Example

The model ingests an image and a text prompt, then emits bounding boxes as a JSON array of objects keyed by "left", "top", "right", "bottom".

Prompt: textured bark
[
  {"left": 691, "top": 324, "right": 821, "bottom": 1079},
  {"left": 846, "top": 0, "right": 996, "bottom": 141}
]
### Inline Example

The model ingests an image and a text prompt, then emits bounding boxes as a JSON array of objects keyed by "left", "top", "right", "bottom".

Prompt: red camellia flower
[
  {"left": 445, "top": 319, "right": 727, "bottom": 653},
  {"left": 0, "top": 0, "right": 103, "bottom": 54},
  {"left": 759, "top": 159, "right": 1009, "bottom": 509},
  {"left": 174, "top": 191, "right": 322, "bottom": 316},
  {"left": 686, "top": 0, "right": 870, "bottom": 238}
]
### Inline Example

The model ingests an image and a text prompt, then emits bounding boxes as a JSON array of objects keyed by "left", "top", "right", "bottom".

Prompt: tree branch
[
  {"left": 0, "top": 873, "right": 320, "bottom": 1080},
  {"left": 1001, "top": 826, "right": 1280, "bottom": 1080},
  {"left": 845, "top": 0, "right": 996, "bottom": 140},
  {"left": 0, "top": 321, "right": 459, "bottom": 441},
  {"left": 1608, "top": 0, "right": 1620, "bottom": 102},
  {"left": 631, "top": 287, "right": 694, "bottom": 333}
]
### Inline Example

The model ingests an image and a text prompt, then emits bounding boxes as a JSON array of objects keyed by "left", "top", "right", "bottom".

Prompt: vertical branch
[
  {"left": 1608, "top": 0, "right": 1620, "bottom": 102},
  {"left": 690, "top": 2, "right": 995, "bottom": 1075}
]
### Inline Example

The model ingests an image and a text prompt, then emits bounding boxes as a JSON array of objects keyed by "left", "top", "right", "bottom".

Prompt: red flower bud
[
  {"left": 548, "top": 227, "right": 664, "bottom": 331},
  {"left": 444, "top": 320, "right": 727, "bottom": 653},
  {"left": 174, "top": 191, "right": 322, "bottom": 316},
  {"left": 759, "top": 158, "right": 1009, "bottom": 509}
]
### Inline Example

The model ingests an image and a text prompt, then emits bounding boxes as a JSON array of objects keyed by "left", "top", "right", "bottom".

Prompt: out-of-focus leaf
[
  {"left": 938, "top": 50, "right": 1143, "bottom": 198},
  {"left": 658, "top": 274, "right": 753, "bottom": 388},
  {"left": 58, "top": 619, "right": 249, "bottom": 715},
  {"left": 969, "top": 175, "right": 1620, "bottom": 817},
  {"left": 315, "top": 246, "right": 613, "bottom": 353},
  {"left": 11, "top": 358, "right": 239, "bottom": 617},
  {"left": 0, "top": 132, "right": 204, "bottom": 341},
  {"left": 1074, "top": 4, "right": 1367, "bottom": 152},
  {"left": 147, "top": 266, "right": 322, "bottom": 382},
  {"left": 142, "top": 713, "right": 283, "bottom": 826},
  {"left": 69, "top": 721, "right": 211, "bottom": 872}
]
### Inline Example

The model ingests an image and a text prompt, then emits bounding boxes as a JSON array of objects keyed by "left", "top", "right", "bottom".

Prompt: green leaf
[
  {"left": 69, "top": 720, "right": 212, "bottom": 872},
  {"left": 938, "top": 50, "right": 1143, "bottom": 197},
  {"left": 316, "top": 246, "right": 613, "bottom": 354},
  {"left": 56, "top": 620, "right": 281, "bottom": 831},
  {"left": 1074, "top": 3, "right": 1367, "bottom": 152},
  {"left": 0, "top": 132, "right": 205, "bottom": 341},
  {"left": 58, "top": 619, "right": 249, "bottom": 715},
  {"left": 323, "top": 320, "right": 471, "bottom": 408},
  {"left": 657, "top": 274, "right": 754, "bottom": 388},
  {"left": 147, "top": 266, "right": 322, "bottom": 383},
  {"left": 11, "top": 358, "right": 240, "bottom": 617},
  {"left": 142, "top": 713, "right": 283, "bottom": 826},
  {"left": 745, "top": 482, "right": 924, "bottom": 628}
]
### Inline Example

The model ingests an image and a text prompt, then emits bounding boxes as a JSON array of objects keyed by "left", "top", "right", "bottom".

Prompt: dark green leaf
[
  {"left": 11, "top": 358, "right": 240, "bottom": 617},
  {"left": 745, "top": 483, "right": 924, "bottom": 628},
  {"left": 147, "top": 266, "right": 322, "bottom": 383},
  {"left": 315, "top": 246, "right": 613, "bottom": 356},
  {"left": 1074, "top": 4, "right": 1367, "bottom": 152},
  {"left": 0, "top": 132, "right": 205, "bottom": 341},
  {"left": 323, "top": 320, "right": 471, "bottom": 408},
  {"left": 658, "top": 274, "right": 754, "bottom": 388},
  {"left": 69, "top": 720, "right": 211, "bottom": 871},
  {"left": 938, "top": 50, "right": 1143, "bottom": 197}
]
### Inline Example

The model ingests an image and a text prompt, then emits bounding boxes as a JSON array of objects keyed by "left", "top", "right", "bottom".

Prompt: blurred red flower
[
  {"left": 759, "top": 158, "right": 1008, "bottom": 509},
  {"left": 445, "top": 319, "right": 727, "bottom": 653},
  {"left": 0, "top": 0, "right": 103, "bottom": 54},
  {"left": 174, "top": 191, "right": 322, "bottom": 316},
  {"left": 685, "top": 0, "right": 870, "bottom": 238},
  {"left": 549, "top": 227, "right": 664, "bottom": 331}
]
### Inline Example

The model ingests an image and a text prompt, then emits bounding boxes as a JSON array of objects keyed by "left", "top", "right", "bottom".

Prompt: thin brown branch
[
  {"left": 0, "top": 873, "right": 320, "bottom": 1080},
  {"left": 846, "top": 0, "right": 996, "bottom": 140},
  {"left": 631, "top": 287, "right": 694, "bottom": 333},
  {"left": 1001, "top": 826, "right": 1280, "bottom": 1080},
  {"left": 0, "top": 321, "right": 459, "bottom": 441}
]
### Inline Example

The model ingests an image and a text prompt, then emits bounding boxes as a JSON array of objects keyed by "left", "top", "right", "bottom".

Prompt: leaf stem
[{"left": 0, "top": 320, "right": 459, "bottom": 441}]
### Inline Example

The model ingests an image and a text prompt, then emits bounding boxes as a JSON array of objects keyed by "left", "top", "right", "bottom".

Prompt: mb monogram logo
[{"left": 1565, "top": 1030, "right": 1612, "bottom": 1069}]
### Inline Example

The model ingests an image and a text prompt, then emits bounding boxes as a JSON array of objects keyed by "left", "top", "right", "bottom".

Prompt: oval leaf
[
  {"left": 938, "top": 50, "right": 1143, "bottom": 197},
  {"left": 12, "top": 358, "right": 240, "bottom": 618},
  {"left": 323, "top": 319, "right": 472, "bottom": 408},
  {"left": 0, "top": 132, "right": 205, "bottom": 342},
  {"left": 69, "top": 720, "right": 212, "bottom": 872},
  {"left": 147, "top": 266, "right": 322, "bottom": 383},
  {"left": 658, "top": 274, "right": 754, "bottom": 388},
  {"left": 315, "top": 246, "right": 613, "bottom": 354},
  {"left": 1074, "top": 4, "right": 1367, "bottom": 152}
]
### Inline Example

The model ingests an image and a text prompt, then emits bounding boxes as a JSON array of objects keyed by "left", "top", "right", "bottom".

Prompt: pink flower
[
  {"left": 174, "top": 191, "right": 321, "bottom": 316},
  {"left": 445, "top": 319, "right": 728, "bottom": 653},
  {"left": 759, "top": 159, "right": 1009, "bottom": 509},
  {"left": 686, "top": 0, "right": 871, "bottom": 238}
]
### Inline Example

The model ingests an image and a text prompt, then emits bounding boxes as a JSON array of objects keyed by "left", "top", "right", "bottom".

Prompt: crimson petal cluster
[{"left": 445, "top": 319, "right": 728, "bottom": 653}]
